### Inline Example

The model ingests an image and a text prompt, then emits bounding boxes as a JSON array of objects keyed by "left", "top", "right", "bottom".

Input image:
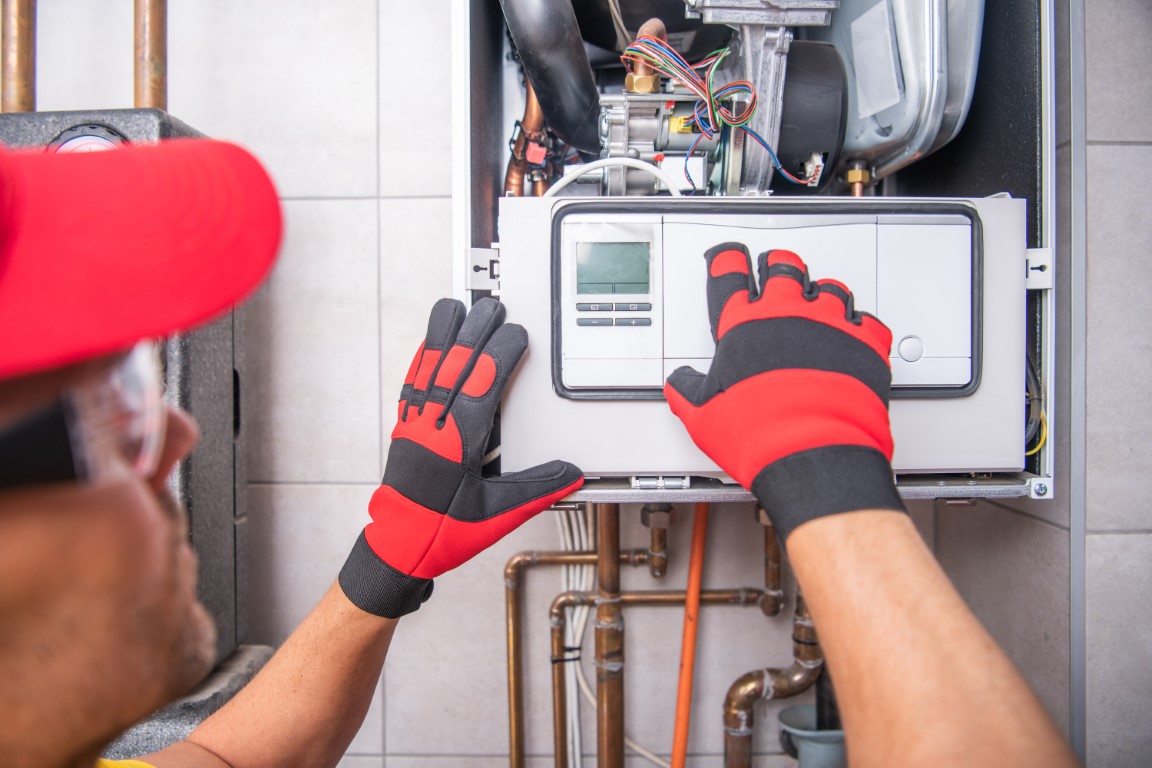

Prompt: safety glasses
[{"left": 0, "top": 344, "right": 166, "bottom": 491}]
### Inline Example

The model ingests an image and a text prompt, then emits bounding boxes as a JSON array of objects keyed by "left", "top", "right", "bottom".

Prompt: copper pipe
[
  {"left": 1, "top": 0, "right": 35, "bottom": 113},
  {"left": 757, "top": 508, "right": 784, "bottom": 617},
  {"left": 551, "top": 588, "right": 764, "bottom": 768},
  {"left": 641, "top": 503, "right": 672, "bottom": 578},
  {"left": 723, "top": 595, "right": 823, "bottom": 768},
  {"left": 672, "top": 503, "right": 710, "bottom": 768},
  {"left": 595, "top": 502, "right": 624, "bottom": 768},
  {"left": 625, "top": 18, "right": 666, "bottom": 94},
  {"left": 504, "top": 80, "right": 546, "bottom": 197},
  {"left": 134, "top": 0, "right": 167, "bottom": 110},
  {"left": 506, "top": 547, "right": 649, "bottom": 768}
]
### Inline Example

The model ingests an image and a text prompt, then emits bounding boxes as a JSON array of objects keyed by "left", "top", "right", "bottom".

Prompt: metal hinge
[
  {"left": 630, "top": 476, "right": 691, "bottom": 490},
  {"left": 1026, "top": 248, "right": 1053, "bottom": 290},
  {"left": 468, "top": 247, "right": 500, "bottom": 293}
]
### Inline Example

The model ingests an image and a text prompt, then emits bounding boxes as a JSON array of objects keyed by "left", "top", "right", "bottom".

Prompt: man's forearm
[
  {"left": 146, "top": 582, "right": 397, "bottom": 768},
  {"left": 787, "top": 510, "right": 1077, "bottom": 768}
]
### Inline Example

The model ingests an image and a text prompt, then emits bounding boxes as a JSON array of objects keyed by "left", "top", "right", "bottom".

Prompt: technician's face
[{"left": 0, "top": 357, "right": 216, "bottom": 761}]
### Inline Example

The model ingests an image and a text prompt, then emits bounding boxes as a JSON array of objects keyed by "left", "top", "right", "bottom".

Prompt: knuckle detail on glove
[
  {"left": 462, "top": 352, "right": 497, "bottom": 397},
  {"left": 391, "top": 403, "right": 464, "bottom": 462}
]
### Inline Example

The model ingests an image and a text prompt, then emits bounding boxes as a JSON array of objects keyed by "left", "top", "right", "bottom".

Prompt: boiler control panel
[
  {"left": 496, "top": 196, "right": 1025, "bottom": 477},
  {"left": 555, "top": 204, "right": 981, "bottom": 400}
]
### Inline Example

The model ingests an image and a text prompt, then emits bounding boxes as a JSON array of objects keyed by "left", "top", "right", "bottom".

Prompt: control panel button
[
  {"left": 577, "top": 318, "right": 614, "bottom": 327},
  {"left": 897, "top": 335, "right": 925, "bottom": 362},
  {"left": 577, "top": 302, "right": 614, "bottom": 311},
  {"left": 614, "top": 318, "right": 653, "bottom": 327},
  {"left": 614, "top": 302, "right": 653, "bottom": 311}
]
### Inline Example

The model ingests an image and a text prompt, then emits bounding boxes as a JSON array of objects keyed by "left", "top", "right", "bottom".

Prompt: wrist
[
  {"left": 750, "top": 446, "right": 905, "bottom": 541},
  {"left": 338, "top": 531, "right": 434, "bottom": 618}
]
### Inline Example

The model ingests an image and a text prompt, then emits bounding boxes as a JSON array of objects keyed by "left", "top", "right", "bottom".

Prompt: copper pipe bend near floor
[{"left": 723, "top": 596, "right": 824, "bottom": 768}]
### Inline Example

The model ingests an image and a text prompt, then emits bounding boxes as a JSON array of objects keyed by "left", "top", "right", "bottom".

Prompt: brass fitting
[
  {"left": 845, "top": 167, "right": 871, "bottom": 185},
  {"left": 625, "top": 72, "right": 661, "bottom": 94}
]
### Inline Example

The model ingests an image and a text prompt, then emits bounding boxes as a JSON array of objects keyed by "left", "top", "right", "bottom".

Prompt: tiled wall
[{"left": 29, "top": 0, "right": 1151, "bottom": 766}]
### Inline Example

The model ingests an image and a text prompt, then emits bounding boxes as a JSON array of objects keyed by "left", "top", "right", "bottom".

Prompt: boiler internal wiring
[{"left": 621, "top": 35, "right": 811, "bottom": 186}]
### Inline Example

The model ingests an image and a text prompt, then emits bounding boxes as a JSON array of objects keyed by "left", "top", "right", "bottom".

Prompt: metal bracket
[
  {"left": 468, "top": 247, "right": 500, "bottom": 293},
  {"left": 630, "top": 476, "right": 691, "bottom": 490},
  {"left": 1029, "top": 477, "right": 1052, "bottom": 500},
  {"left": 1026, "top": 247, "right": 1053, "bottom": 290}
]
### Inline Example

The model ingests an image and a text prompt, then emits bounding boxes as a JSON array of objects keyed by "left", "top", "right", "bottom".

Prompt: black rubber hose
[
  {"left": 816, "top": 668, "right": 842, "bottom": 731},
  {"left": 498, "top": 0, "right": 602, "bottom": 153}
]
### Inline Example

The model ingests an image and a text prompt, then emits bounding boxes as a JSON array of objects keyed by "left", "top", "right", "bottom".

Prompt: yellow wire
[{"left": 1025, "top": 411, "right": 1047, "bottom": 456}]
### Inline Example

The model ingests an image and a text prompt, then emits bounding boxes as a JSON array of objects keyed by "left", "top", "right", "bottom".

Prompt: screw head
[{"left": 1034, "top": 483, "right": 1049, "bottom": 497}]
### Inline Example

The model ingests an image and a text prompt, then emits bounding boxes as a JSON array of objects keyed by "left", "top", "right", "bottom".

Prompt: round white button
[{"left": 897, "top": 335, "right": 924, "bottom": 362}]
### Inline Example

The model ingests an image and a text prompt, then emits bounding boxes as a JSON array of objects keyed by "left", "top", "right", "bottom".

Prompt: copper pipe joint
[
  {"left": 134, "top": 0, "right": 167, "bottom": 110},
  {"left": 551, "top": 588, "right": 764, "bottom": 768},
  {"left": 1, "top": 0, "right": 36, "bottom": 113},
  {"left": 723, "top": 595, "right": 823, "bottom": 768},
  {"left": 641, "top": 503, "right": 672, "bottom": 578}
]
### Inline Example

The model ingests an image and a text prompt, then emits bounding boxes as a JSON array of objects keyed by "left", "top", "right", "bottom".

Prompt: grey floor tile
[
  {"left": 936, "top": 502, "right": 1072, "bottom": 738},
  {"left": 1086, "top": 532, "right": 1152, "bottom": 767},
  {"left": 1085, "top": 0, "right": 1152, "bottom": 142},
  {"left": 1085, "top": 145, "right": 1152, "bottom": 531},
  {"left": 169, "top": 0, "right": 378, "bottom": 198},
  {"left": 247, "top": 199, "right": 382, "bottom": 484},
  {"left": 339, "top": 757, "right": 385, "bottom": 768}
]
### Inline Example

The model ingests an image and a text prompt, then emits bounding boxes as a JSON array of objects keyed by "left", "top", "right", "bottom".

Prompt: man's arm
[
  {"left": 665, "top": 246, "right": 1078, "bottom": 766},
  {"left": 145, "top": 584, "right": 396, "bottom": 768},
  {"left": 144, "top": 298, "right": 582, "bottom": 768},
  {"left": 788, "top": 510, "right": 1077, "bottom": 768}
]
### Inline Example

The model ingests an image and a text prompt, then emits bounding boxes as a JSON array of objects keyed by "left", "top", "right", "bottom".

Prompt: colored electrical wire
[
  {"left": 621, "top": 35, "right": 812, "bottom": 186},
  {"left": 1025, "top": 412, "right": 1048, "bottom": 456}
]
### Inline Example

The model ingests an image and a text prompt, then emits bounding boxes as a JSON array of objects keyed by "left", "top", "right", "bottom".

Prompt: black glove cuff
[
  {"left": 339, "top": 531, "right": 434, "bottom": 618},
  {"left": 750, "top": 446, "right": 905, "bottom": 542}
]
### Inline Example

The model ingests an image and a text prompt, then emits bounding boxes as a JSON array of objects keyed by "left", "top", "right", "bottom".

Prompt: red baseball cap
[{"left": 0, "top": 138, "right": 282, "bottom": 379}]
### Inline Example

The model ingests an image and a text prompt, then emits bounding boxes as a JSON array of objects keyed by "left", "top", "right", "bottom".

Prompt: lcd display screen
[{"left": 576, "top": 242, "right": 651, "bottom": 295}]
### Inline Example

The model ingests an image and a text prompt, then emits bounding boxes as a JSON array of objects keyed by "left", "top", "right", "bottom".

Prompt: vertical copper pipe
[
  {"left": 507, "top": 551, "right": 596, "bottom": 768},
  {"left": 758, "top": 510, "right": 784, "bottom": 617},
  {"left": 504, "top": 80, "right": 545, "bottom": 197},
  {"left": 134, "top": 0, "right": 167, "bottom": 110},
  {"left": 1, "top": 0, "right": 35, "bottom": 113},
  {"left": 506, "top": 548, "right": 649, "bottom": 768},
  {"left": 594, "top": 503, "right": 624, "bottom": 768}
]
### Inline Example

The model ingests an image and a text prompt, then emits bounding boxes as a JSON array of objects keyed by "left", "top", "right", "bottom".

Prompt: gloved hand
[
  {"left": 340, "top": 297, "right": 584, "bottom": 618},
  {"left": 665, "top": 244, "right": 904, "bottom": 541}
]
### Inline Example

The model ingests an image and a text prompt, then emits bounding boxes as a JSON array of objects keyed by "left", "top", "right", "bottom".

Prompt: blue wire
[{"left": 741, "top": 126, "right": 809, "bottom": 185}]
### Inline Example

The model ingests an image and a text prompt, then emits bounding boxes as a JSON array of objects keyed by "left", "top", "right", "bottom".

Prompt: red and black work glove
[
  {"left": 665, "top": 244, "right": 904, "bottom": 542},
  {"left": 340, "top": 297, "right": 584, "bottom": 618}
]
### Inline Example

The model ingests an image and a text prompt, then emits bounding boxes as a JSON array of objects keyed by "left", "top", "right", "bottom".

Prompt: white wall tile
[
  {"left": 169, "top": 0, "right": 378, "bottom": 198},
  {"left": 379, "top": 197, "right": 456, "bottom": 471},
  {"left": 247, "top": 199, "right": 382, "bottom": 484},
  {"left": 378, "top": 1, "right": 454, "bottom": 198},
  {"left": 935, "top": 503, "right": 1071, "bottom": 738},
  {"left": 339, "top": 756, "right": 385, "bottom": 768},
  {"left": 247, "top": 482, "right": 377, "bottom": 645},
  {"left": 1085, "top": 145, "right": 1152, "bottom": 532},
  {"left": 34, "top": 2, "right": 135, "bottom": 110},
  {"left": 1085, "top": 0, "right": 1152, "bottom": 142}
]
